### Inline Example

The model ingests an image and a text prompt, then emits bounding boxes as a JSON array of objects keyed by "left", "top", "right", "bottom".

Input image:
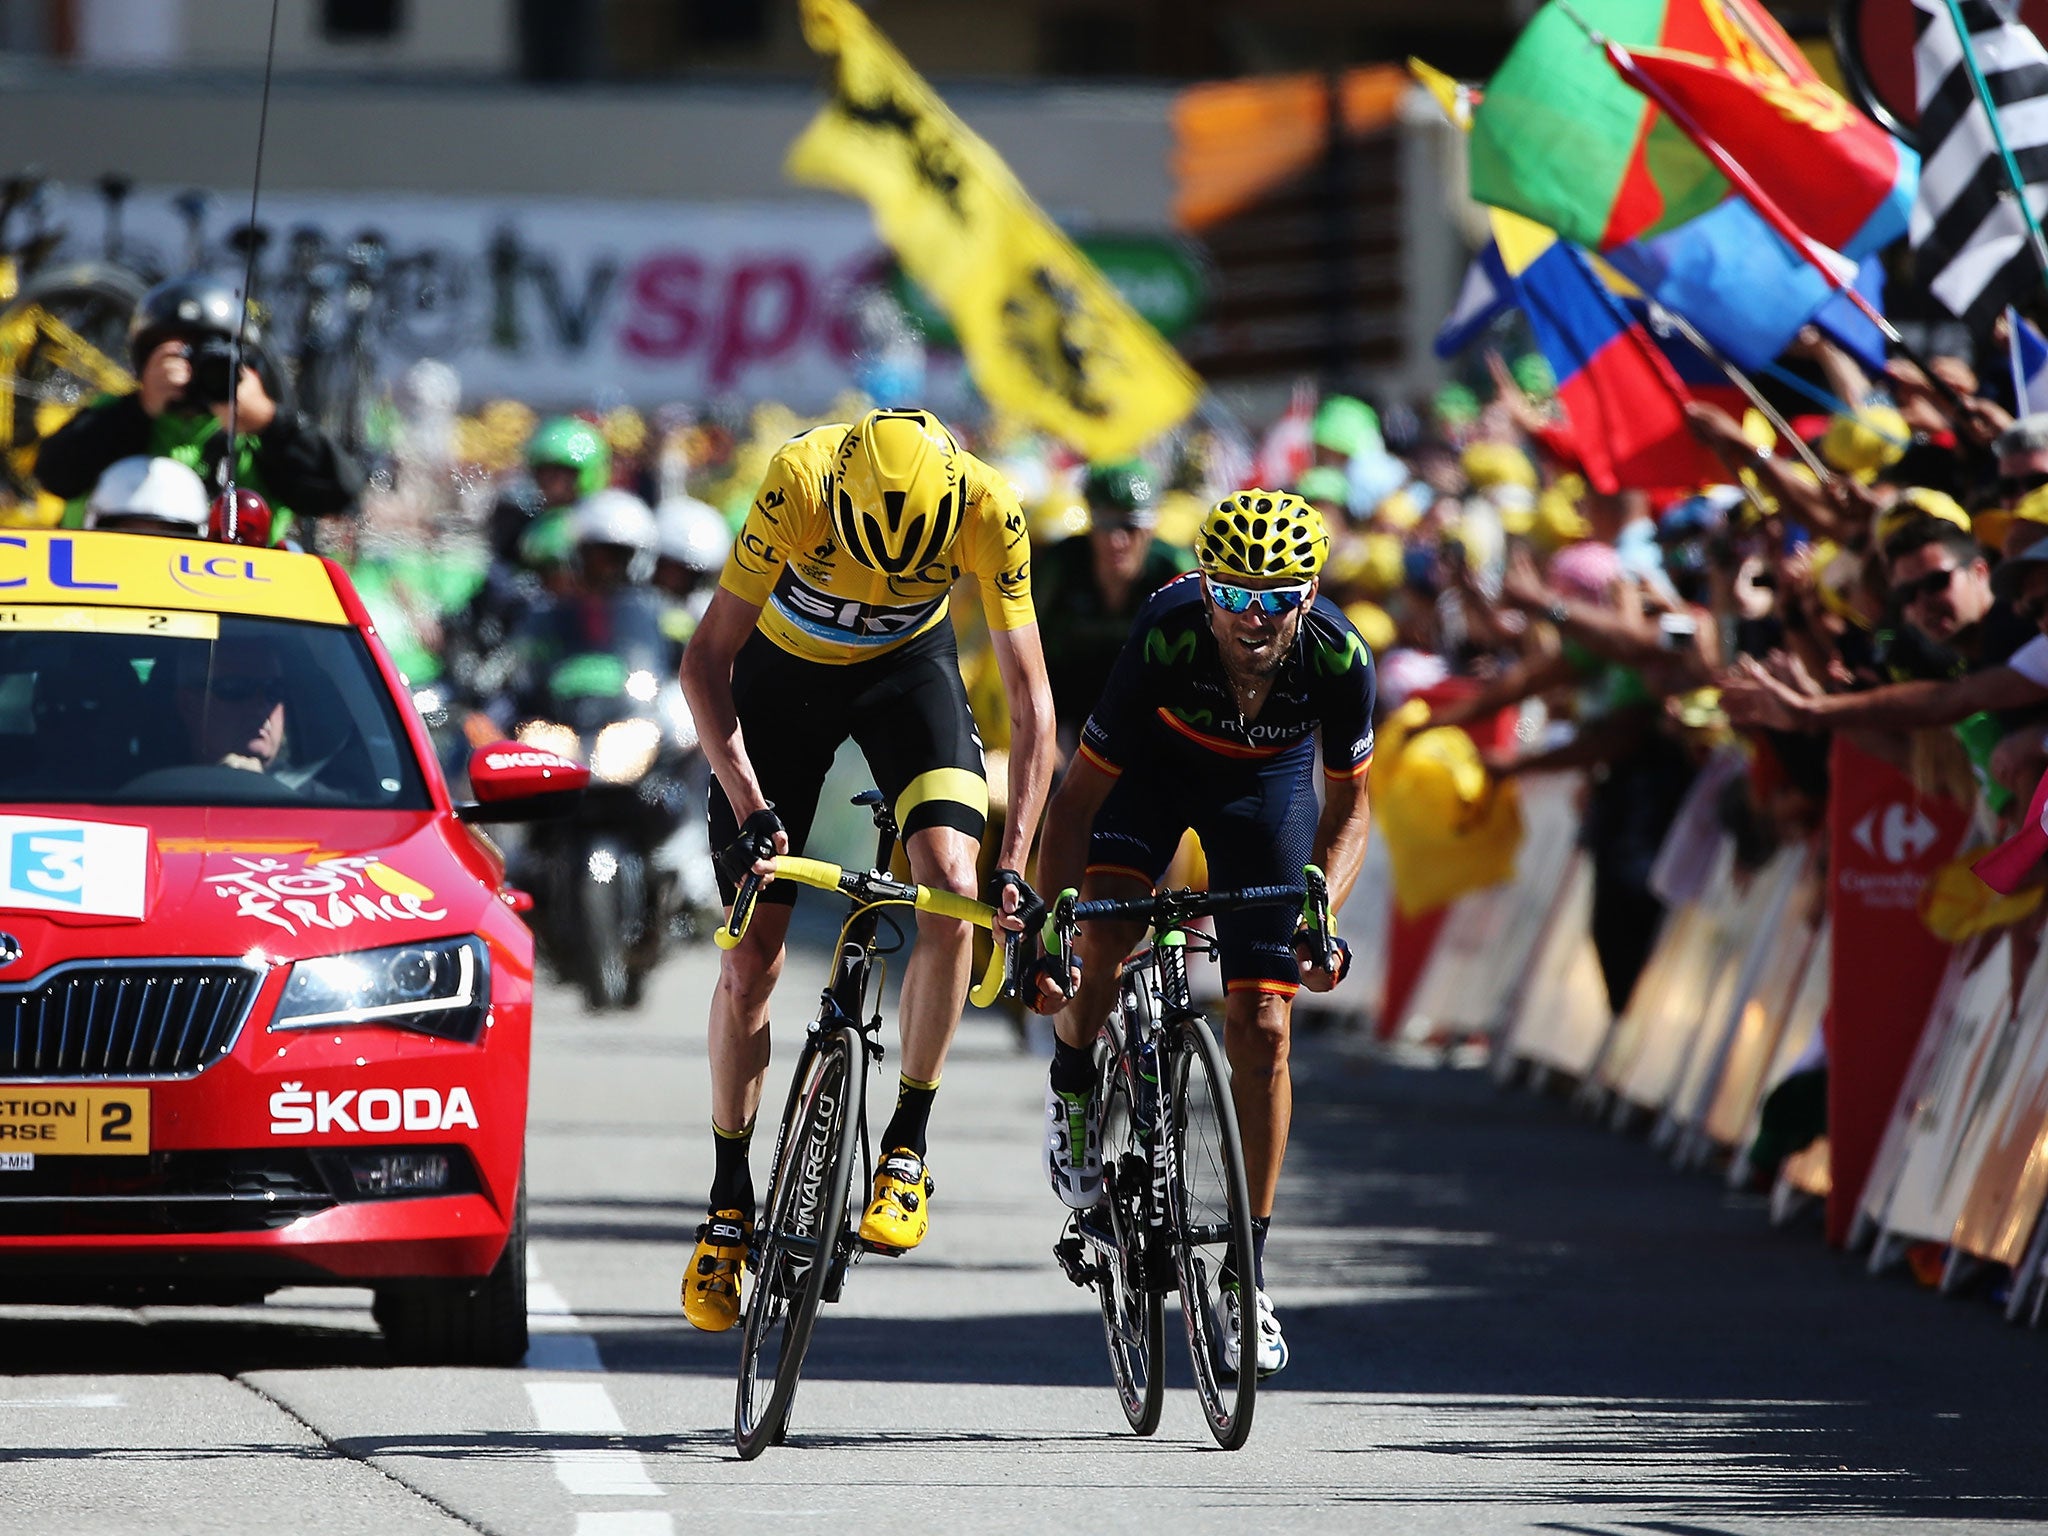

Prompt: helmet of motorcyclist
[
  {"left": 573, "top": 488, "right": 655, "bottom": 553},
  {"left": 654, "top": 495, "right": 733, "bottom": 574},
  {"left": 829, "top": 408, "right": 963, "bottom": 575},
  {"left": 84, "top": 456, "right": 210, "bottom": 537},
  {"left": 527, "top": 417, "right": 612, "bottom": 502},
  {"left": 128, "top": 274, "right": 258, "bottom": 371},
  {"left": 1195, "top": 489, "right": 1330, "bottom": 580}
]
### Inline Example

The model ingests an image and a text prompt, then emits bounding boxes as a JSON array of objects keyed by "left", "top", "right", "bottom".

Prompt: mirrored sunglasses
[{"left": 1208, "top": 579, "right": 1312, "bottom": 616}]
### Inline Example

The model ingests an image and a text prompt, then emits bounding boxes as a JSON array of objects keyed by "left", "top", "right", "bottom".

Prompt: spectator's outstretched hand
[
  {"left": 1485, "top": 350, "right": 1553, "bottom": 438},
  {"left": 1719, "top": 654, "right": 1808, "bottom": 731},
  {"left": 1499, "top": 545, "right": 1550, "bottom": 612}
]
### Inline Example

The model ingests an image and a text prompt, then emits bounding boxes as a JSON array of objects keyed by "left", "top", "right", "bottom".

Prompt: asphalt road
[{"left": 3, "top": 934, "right": 2047, "bottom": 1535}]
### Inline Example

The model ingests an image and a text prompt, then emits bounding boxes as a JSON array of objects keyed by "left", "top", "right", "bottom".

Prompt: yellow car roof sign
[{"left": 0, "top": 529, "right": 347, "bottom": 625}]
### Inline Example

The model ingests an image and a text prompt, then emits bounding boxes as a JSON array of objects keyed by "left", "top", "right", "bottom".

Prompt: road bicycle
[
  {"left": 1045, "top": 868, "right": 1335, "bottom": 1451},
  {"left": 715, "top": 789, "right": 1018, "bottom": 1459}
]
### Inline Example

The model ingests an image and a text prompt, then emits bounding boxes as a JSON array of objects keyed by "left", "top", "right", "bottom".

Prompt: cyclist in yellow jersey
[{"left": 676, "top": 408, "right": 1056, "bottom": 1331}]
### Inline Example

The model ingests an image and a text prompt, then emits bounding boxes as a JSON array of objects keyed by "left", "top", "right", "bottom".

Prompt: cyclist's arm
[
  {"left": 987, "top": 620, "right": 1057, "bottom": 874},
  {"left": 679, "top": 586, "right": 773, "bottom": 823},
  {"left": 1313, "top": 771, "right": 1372, "bottom": 911},
  {"left": 33, "top": 393, "right": 150, "bottom": 499},
  {"left": 1037, "top": 747, "right": 1117, "bottom": 907}
]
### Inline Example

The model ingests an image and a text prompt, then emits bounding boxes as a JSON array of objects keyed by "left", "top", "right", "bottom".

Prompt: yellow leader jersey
[{"left": 719, "top": 423, "right": 1036, "bottom": 664}]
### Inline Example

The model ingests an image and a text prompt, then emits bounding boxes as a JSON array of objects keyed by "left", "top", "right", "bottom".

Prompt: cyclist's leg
[
  {"left": 847, "top": 629, "right": 985, "bottom": 1245},
  {"left": 702, "top": 639, "right": 847, "bottom": 1177},
  {"left": 1057, "top": 766, "right": 1184, "bottom": 1051},
  {"left": 1194, "top": 759, "right": 1318, "bottom": 1227}
]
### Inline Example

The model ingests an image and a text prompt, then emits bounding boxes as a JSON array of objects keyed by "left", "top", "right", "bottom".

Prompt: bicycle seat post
[{"left": 851, "top": 788, "right": 899, "bottom": 872}]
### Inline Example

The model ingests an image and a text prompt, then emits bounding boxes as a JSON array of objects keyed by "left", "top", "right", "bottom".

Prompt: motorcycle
[{"left": 509, "top": 595, "right": 699, "bottom": 1011}]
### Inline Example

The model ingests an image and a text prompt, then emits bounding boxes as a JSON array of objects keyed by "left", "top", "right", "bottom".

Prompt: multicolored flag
[
  {"left": 1472, "top": 0, "right": 1918, "bottom": 260},
  {"left": 785, "top": 0, "right": 1199, "bottom": 459},
  {"left": 1494, "top": 211, "right": 1718, "bottom": 493}
]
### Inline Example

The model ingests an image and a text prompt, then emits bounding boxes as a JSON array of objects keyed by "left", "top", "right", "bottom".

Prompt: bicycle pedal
[
  {"left": 821, "top": 1242, "right": 855, "bottom": 1302},
  {"left": 1052, "top": 1231, "right": 1097, "bottom": 1290},
  {"left": 858, "top": 1237, "right": 909, "bottom": 1258}
]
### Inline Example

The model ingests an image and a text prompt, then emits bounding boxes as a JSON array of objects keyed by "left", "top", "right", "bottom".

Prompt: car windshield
[{"left": 0, "top": 610, "right": 430, "bottom": 809}]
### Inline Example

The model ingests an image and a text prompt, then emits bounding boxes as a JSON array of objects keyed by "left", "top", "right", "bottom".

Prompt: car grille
[
  {"left": 0, "top": 962, "right": 262, "bottom": 1079},
  {"left": 0, "top": 1151, "right": 336, "bottom": 1235}
]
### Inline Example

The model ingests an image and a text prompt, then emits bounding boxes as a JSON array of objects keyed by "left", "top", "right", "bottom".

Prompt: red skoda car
[{"left": 0, "top": 529, "right": 583, "bottom": 1363}]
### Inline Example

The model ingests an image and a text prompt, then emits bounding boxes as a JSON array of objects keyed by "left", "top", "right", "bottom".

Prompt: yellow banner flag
[{"left": 786, "top": 0, "right": 1199, "bottom": 460}]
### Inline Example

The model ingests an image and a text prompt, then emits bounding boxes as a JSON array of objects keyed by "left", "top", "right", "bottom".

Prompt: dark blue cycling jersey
[{"left": 1077, "top": 572, "right": 1377, "bottom": 781}]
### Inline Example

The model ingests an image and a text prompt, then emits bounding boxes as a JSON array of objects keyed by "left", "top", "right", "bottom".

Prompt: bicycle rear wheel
[
  {"left": 735, "top": 1022, "right": 862, "bottom": 1459},
  {"left": 1165, "top": 1013, "right": 1257, "bottom": 1450},
  {"left": 1093, "top": 1016, "right": 1165, "bottom": 1435}
]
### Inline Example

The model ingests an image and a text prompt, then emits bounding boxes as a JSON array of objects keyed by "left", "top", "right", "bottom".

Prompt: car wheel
[{"left": 374, "top": 1177, "right": 529, "bottom": 1367}]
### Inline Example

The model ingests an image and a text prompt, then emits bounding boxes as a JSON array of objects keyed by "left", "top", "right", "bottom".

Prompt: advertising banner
[
  {"left": 1824, "top": 738, "right": 1970, "bottom": 1246},
  {"left": 32, "top": 184, "right": 891, "bottom": 408}
]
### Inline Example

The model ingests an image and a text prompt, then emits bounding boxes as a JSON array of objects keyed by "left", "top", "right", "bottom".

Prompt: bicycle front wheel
[
  {"left": 1165, "top": 1014, "right": 1258, "bottom": 1450},
  {"left": 735, "top": 1022, "right": 863, "bottom": 1459},
  {"left": 1094, "top": 1016, "right": 1165, "bottom": 1435}
]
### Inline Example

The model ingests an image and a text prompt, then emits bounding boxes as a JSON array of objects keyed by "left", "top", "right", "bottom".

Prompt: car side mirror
[{"left": 458, "top": 741, "right": 588, "bottom": 823}]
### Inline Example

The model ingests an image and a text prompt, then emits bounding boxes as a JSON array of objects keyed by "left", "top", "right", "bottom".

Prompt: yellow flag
[{"left": 786, "top": 0, "right": 1199, "bottom": 460}]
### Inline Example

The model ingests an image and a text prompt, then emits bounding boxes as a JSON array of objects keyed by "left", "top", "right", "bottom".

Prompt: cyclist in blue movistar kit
[{"left": 1030, "top": 489, "right": 1376, "bottom": 1379}]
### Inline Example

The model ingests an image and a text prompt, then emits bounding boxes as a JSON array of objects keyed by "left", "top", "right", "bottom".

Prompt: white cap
[
  {"left": 573, "top": 488, "right": 657, "bottom": 552},
  {"left": 654, "top": 496, "right": 732, "bottom": 573},
  {"left": 84, "top": 456, "right": 210, "bottom": 532}
]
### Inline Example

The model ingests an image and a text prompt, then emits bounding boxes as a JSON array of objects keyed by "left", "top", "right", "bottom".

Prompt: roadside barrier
[{"left": 1476, "top": 736, "right": 2048, "bottom": 1328}]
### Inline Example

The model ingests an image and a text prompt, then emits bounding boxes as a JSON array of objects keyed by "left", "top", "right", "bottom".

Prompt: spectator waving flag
[{"left": 1910, "top": 0, "right": 2048, "bottom": 328}]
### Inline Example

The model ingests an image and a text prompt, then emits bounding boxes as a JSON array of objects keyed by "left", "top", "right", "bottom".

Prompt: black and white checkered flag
[{"left": 1912, "top": 0, "right": 2048, "bottom": 327}]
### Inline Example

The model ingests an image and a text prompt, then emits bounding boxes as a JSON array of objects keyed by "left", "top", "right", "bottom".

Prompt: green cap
[
  {"left": 1295, "top": 465, "right": 1350, "bottom": 509},
  {"left": 1083, "top": 460, "right": 1157, "bottom": 528},
  {"left": 526, "top": 417, "right": 612, "bottom": 499},
  {"left": 517, "top": 508, "right": 576, "bottom": 570},
  {"left": 1311, "top": 395, "right": 1380, "bottom": 458}
]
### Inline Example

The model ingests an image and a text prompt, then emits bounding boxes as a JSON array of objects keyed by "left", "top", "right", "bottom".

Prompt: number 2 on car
[{"left": 0, "top": 1089, "right": 150, "bottom": 1154}]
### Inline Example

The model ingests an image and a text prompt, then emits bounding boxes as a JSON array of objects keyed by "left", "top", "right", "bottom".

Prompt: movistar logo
[
  {"left": 1145, "top": 626, "right": 1197, "bottom": 666},
  {"left": 1171, "top": 707, "right": 1214, "bottom": 728},
  {"left": 1312, "top": 631, "right": 1368, "bottom": 676}
]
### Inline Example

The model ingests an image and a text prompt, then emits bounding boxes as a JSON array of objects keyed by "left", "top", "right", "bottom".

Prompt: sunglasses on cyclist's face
[
  {"left": 1206, "top": 577, "right": 1314, "bottom": 616},
  {"left": 2002, "top": 470, "right": 2048, "bottom": 502},
  {"left": 1888, "top": 564, "right": 1959, "bottom": 609}
]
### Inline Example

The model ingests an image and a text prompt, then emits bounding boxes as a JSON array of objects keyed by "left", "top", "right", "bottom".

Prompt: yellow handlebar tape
[{"left": 714, "top": 856, "right": 1006, "bottom": 1005}]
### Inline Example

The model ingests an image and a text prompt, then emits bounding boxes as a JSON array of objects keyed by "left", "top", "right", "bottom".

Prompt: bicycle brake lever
[{"left": 716, "top": 869, "right": 763, "bottom": 951}]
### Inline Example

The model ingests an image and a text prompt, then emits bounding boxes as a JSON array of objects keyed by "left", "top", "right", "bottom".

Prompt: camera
[{"left": 178, "top": 335, "right": 241, "bottom": 411}]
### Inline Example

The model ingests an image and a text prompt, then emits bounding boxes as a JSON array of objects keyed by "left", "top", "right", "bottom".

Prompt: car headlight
[
  {"left": 589, "top": 717, "right": 662, "bottom": 784},
  {"left": 516, "top": 719, "right": 583, "bottom": 763},
  {"left": 272, "top": 937, "right": 489, "bottom": 1042}
]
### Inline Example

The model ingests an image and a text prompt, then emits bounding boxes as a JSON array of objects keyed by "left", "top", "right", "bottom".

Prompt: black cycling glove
[
  {"left": 715, "top": 805, "right": 784, "bottom": 887},
  {"left": 988, "top": 867, "right": 1044, "bottom": 930}
]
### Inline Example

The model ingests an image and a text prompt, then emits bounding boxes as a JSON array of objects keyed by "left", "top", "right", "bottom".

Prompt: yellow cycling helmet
[
  {"left": 1195, "top": 489, "right": 1330, "bottom": 580},
  {"left": 831, "top": 408, "right": 964, "bottom": 575}
]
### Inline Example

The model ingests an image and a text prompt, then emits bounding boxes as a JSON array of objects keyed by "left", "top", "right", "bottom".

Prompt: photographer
[{"left": 35, "top": 275, "right": 362, "bottom": 541}]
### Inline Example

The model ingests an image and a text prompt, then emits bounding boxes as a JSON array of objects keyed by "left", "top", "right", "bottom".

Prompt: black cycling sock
[
  {"left": 879, "top": 1073, "right": 939, "bottom": 1160},
  {"left": 1049, "top": 1036, "right": 1095, "bottom": 1094},
  {"left": 1225, "top": 1215, "right": 1273, "bottom": 1291},
  {"left": 709, "top": 1119, "right": 754, "bottom": 1217}
]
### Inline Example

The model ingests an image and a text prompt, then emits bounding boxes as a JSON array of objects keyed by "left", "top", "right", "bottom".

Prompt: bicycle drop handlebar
[
  {"left": 716, "top": 855, "right": 1016, "bottom": 1008},
  {"left": 1046, "top": 866, "right": 1340, "bottom": 979}
]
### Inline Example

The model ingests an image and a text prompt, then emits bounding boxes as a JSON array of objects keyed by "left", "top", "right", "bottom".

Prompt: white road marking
[
  {"left": 526, "top": 1253, "right": 663, "bottom": 1502},
  {"left": 0, "top": 1393, "right": 123, "bottom": 1408},
  {"left": 573, "top": 1516, "right": 676, "bottom": 1536}
]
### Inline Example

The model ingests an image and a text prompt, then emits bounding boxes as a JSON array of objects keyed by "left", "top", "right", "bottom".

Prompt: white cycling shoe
[
  {"left": 1219, "top": 1286, "right": 1288, "bottom": 1378},
  {"left": 1043, "top": 1079, "right": 1103, "bottom": 1209}
]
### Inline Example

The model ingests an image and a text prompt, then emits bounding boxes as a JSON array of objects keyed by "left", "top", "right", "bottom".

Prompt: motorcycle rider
[
  {"left": 651, "top": 495, "right": 733, "bottom": 645},
  {"left": 36, "top": 274, "right": 362, "bottom": 542}
]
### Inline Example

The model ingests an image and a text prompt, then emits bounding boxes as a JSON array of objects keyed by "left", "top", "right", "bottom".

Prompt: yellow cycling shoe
[
  {"left": 858, "top": 1149, "right": 934, "bottom": 1252},
  {"left": 680, "top": 1209, "right": 750, "bottom": 1332}
]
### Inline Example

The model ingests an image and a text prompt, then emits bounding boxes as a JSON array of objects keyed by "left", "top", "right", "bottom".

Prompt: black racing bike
[
  {"left": 715, "top": 790, "right": 1018, "bottom": 1459},
  {"left": 1046, "top": 867, "right": 1336, "bottom": 1451}
]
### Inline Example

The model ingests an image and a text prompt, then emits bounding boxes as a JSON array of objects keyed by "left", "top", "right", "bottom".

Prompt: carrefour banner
[{"left": 30, "top": 184, "right": 890, "bottom": 408}]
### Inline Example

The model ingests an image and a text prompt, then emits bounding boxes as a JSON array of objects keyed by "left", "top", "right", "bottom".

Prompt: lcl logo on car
[{"left": 0, "top": 933, "right": 20, "bottom": 968}]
